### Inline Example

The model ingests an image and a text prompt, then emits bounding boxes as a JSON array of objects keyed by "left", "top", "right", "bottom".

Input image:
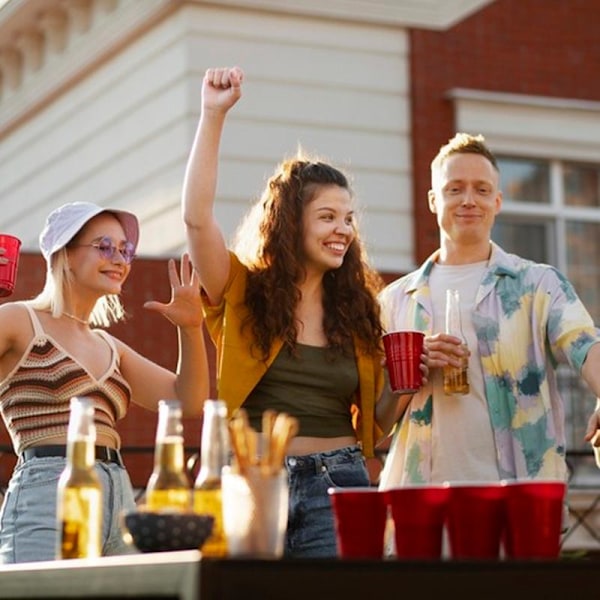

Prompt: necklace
[{"left": 62, "top": 312, "right": 90, "bottom": 326}]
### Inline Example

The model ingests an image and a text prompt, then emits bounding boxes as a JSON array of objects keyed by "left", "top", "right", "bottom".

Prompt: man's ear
[
  {"left": 494, "top": 189, "right": 503, "bottom": 215},
  {"left": 428, "top": 189, "right": 437, "bottom": 214}
]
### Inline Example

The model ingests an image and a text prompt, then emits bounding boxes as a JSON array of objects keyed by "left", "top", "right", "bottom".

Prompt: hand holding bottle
[{"left": 443, "top": 289, "right": 470, "bottom": 395}]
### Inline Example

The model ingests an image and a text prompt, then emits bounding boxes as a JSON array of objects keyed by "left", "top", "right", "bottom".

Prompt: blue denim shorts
[
  {"left": 0, "top": 456, "right": 137, "bottom": 564},
  {"left": 284, "top": 444, "right": 370, "bottom": 558}
]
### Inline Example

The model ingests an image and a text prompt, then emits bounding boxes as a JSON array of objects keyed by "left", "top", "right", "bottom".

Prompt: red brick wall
[
  {"left": 410, "top": 0, "right": 600, "bottom": 262},
  {"left": 0, "top": 252, "right": 214, "bottom": 488}
]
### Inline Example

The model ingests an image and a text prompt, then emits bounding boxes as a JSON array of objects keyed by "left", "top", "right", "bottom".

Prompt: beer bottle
[
  {"left": 443, "top": 289, "right": 470, "bottom": 395},
  {"left": 56, "top": 396, "right": 102, "bottom": 559},
  {"left": 193, "top": 399, "right": 229, "bottom": 556},
  {"left": 145, "top": 399, "right": 192, "bottom": 512}
]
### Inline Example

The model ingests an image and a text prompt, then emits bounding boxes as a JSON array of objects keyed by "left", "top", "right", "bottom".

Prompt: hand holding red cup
[
  {"left": 383, "top": 330, "right": 425, "bottom": 393},
  {"left": 0, "top": 234, "right": 21, "bottom": 297}
]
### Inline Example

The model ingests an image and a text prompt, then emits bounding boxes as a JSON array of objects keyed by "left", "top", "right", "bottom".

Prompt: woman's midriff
[
  {"left": 27, "top": 433, "right": 118, "bottom": 449},
  {"left": 286, "top": 435, "right": 357, "bottom": 456}
]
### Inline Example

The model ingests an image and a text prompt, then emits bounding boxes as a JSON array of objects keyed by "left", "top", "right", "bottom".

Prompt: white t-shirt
[{"left": 428, "top": 261, "right": 500, "bottom": 483}]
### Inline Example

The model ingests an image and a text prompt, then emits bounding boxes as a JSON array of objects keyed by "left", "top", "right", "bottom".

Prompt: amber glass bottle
[
  {"left": 145, "top": 399, "right": 192, "bottom": 512},
  {"left": 443, "top": 289, "right": 470, "bottom": 395},
  {"left": 56, "top": 397, "right": 102, "bottom": 559},
  {"left": 194, "top": 399, "right": 229, "bottom": 556}
]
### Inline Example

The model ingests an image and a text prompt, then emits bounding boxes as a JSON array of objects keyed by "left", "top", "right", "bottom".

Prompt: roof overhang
[
  {"left": 0, "top": 0, "right": 495, "bottom": 34},
  {"left": 184, "top": 0, "right": 494, "bottom": 29}
]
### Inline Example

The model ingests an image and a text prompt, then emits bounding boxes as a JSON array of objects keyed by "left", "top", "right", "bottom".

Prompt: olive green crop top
[{"left": 243, "top": 343, "right": 358, "bottom": 438}]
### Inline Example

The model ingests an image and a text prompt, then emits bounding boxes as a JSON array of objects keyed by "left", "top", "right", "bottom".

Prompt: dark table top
[
  {"left": 0, "top": 550, "right": 598, "bottom": 599},
  {"left": 200, "top": 553, "right": 599, "bottom": 600}
]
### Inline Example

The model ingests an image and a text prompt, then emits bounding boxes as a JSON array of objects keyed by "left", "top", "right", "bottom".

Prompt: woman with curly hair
[{"left": 182, "top": 66, "right": 416, "bottom": 557}]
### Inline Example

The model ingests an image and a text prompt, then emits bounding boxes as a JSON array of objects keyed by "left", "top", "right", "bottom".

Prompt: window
[{"left": 492, "top": 156, "right": 600, "bottom": 450}]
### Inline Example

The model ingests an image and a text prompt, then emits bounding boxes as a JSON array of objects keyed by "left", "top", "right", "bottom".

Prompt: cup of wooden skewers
[{"left": 222, "top": 409, "right": 298, "bottom": 558}]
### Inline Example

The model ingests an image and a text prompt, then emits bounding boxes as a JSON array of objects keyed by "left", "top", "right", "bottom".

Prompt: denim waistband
[
  {"left": 285, "top": 444, "right": 362, "bottom": 474},
  {"left": 19, "top": 445, "right": 124, "bottom": 469}
]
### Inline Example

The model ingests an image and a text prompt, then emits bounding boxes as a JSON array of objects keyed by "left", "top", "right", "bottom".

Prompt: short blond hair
[{"left": 431, "top": 133, "right": 499, "bottom": 178}]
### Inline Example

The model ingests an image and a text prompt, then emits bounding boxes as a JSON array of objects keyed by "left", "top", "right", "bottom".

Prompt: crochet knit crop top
[{"left": 0, "top": 304, "right": 131, "bottom": 454}]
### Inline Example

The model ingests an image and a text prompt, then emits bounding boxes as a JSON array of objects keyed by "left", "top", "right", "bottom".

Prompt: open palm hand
[{"left": 144, "top": 253, "right": 204, "bottom": 328}]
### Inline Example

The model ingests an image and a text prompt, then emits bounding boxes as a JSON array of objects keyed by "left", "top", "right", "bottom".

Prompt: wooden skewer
[
  {"left": 229, "top": 409, "right": 299, "bottom": 477},
  {"left": 269, "top": 413, "right": 299, "bottom": 474},
  {"left": 246, "top": 429, "right": 259, "bottom": 465},
  {"left": 229, "top": 411, "right": 251, "bottom": 475},
  {"left": 227, "top": 421, "right": 243, "bottom": 474},
  {"left": 261, "top": 409, "right": 277, "bottom": 475}
]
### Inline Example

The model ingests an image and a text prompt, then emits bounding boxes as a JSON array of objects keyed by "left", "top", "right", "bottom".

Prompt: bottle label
[
  {"left": 58, "top": 487, "right": 102, "bottom": 559},
  {"left": 146, "top": 488, "right": 192, "bottom": 513},
  {"left": 145, "top": 438, "right": 192, "bottom": 512},
  {"left": 194, "top": 488, "right": 227, "bottom": 556},
  {"left": 443, "top": 348, "right": 470, "bottom": 395}
]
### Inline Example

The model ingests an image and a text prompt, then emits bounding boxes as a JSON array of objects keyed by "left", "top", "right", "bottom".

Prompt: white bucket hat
[{"left": 39, "top": 202, "right": 139, "bottom": 262}]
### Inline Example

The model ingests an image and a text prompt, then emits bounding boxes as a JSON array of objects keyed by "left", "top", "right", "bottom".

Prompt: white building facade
[{"left": 0, "top": 0, "right": 490, "bottom": 272}]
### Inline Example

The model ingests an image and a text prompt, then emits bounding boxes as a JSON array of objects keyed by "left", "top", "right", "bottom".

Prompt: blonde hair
[
  {"left": 29, "top": 248, "right": 126, "bottom": 327},
  {"left": 431, "top": 132, "right": 499, "bottom": 177}
]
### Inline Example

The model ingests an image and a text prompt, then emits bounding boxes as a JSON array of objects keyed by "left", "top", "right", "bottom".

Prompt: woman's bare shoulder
[
  {"left": 0, "top": 302, "right": 34, "bottom": 363},
  {"left": 0, "top": 301, "right": 31, "bottom": 324}
]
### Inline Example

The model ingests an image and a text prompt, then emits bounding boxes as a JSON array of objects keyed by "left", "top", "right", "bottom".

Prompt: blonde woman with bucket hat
[{"left": 0, "top": 201, "right": 209, "bottom": 564}]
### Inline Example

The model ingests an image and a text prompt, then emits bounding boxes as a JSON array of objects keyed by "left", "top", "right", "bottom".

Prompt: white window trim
[
  {"left": 447, "top": 88, "right": 600, "bottom": 163},
  {"left": 449, "top": 88, "right": 600, "bottom": 274}
]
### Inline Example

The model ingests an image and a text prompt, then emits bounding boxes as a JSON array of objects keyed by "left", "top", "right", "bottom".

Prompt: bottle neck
[
  {"left": 67, "top": 438, "right": 96, "bottom": 469},
  {"left": 197, "top": 413, "right": 229, "bottom": 481},
  {"left": 66, "top": 397, "right": 96, "bottom": 469},
  {"left": 154, "top": 436, "right": 185, "bottom": 473},
  {"left": 153, "top": 400, "right": 186, "bottom": 474},
  {"left": 445, "top": 290, "right": 465, "bottom": 339},
  {"left": 156, "top": 400, "right": 183, "bottom": 438}
]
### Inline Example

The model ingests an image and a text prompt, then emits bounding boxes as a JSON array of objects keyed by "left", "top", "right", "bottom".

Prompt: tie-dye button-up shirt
[{"left": 378, "top": 242, "right": 600, "bottom": 488}]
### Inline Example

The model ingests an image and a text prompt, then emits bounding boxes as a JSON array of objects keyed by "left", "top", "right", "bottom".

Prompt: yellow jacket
[{"left": 202, "top": 252, "right": 384, "bottom": 458}]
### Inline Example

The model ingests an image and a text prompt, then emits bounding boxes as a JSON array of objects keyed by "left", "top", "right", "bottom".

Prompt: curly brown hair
[{"left": 233, "top": 154, "right": 384, "bottom": 361}]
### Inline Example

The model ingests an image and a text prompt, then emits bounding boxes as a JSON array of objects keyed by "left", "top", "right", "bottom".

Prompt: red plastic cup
[
  {"left": 446, "top": 482, "right": 507, "bottom": 559},
  {"left": 0, "top": 234, "right": 21, "bottom": 297},
  {"left": 503, "top": 480, "right": 566, "bottom": 559},
  {"left": 382, "top": 331, "right": 425, "bottom": 393},
  {"left": 384, "top": 484, "right": 450, "bottom": 559},
  {"left": 328, "top": 487, "right": 388, "bottom": 558}
]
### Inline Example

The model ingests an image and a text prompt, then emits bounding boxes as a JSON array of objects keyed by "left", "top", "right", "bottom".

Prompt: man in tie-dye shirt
[{"left": 378, "top": 133, "right": 600, "bottom": 489}]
